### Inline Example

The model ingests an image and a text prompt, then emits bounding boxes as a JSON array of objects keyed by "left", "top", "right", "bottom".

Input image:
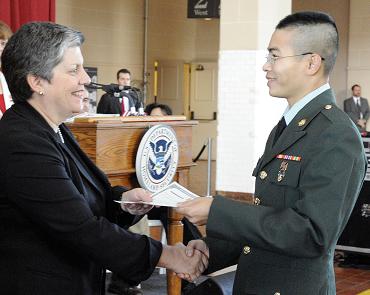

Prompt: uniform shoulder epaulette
[{"left": 320, "top": 103, "right": 349, "bottom": 124}]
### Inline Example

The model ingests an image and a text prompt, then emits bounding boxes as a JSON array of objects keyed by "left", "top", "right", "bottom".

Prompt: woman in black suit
[{"left": 0, "top": 22, "right": 206, "bottom": 295}]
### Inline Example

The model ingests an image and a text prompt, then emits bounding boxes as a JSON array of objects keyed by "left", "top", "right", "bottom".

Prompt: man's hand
[
  {"left": 185, "top": 239, "right": 209, "bottom": 258},
  {"left": 176, "top": 197, "right": 213, "bottom": 225},
  {"left": 357, "top": 119, "right": 367, "bottom": 129},
  {"left": 158, "top": 243, "right": 208, "bottom": 282},
  {"left": 120, "top": 188, "right": 153, "bottom": 215},
  {"left": 176, "top": 240, "right": 209, "bottom": 280}
]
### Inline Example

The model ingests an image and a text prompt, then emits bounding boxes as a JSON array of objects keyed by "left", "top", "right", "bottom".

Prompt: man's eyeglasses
[{"left": 265, "top": 52, "right": 325, "bottom": 65}]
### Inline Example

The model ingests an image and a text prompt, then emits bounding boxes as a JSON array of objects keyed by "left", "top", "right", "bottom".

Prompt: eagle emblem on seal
[{"left": 148, "top": 139, "right": 173, "bottom": 179}]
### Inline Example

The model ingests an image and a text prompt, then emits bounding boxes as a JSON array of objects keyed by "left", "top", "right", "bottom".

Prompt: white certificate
[{"left": 115, "top": 182, "right": 199, "bottom": 207}]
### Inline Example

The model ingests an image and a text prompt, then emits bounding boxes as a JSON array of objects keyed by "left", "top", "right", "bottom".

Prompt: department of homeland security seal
[{"left": 136, "top": 125, "right": 179, "bottom": 192}]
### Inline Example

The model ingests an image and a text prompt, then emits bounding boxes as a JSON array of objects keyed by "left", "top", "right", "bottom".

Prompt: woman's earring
[{"left": 39, "top": 91, "right": 44, "bottom": 95}]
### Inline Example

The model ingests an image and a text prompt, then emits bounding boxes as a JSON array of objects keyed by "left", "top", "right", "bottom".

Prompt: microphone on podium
[{"left": 85, "top": 82, "right": 132, "bottom": 95}]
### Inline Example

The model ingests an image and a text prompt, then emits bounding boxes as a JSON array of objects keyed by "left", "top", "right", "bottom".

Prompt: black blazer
[
  {"left": 97, "top": 91, "right": 142, "bottom": 115},
  {"left": 97, "top": 93, "right": 122, "bottom": 114},
  {"left": 0, "top": 102, "right": 162, "bottom": 295}
]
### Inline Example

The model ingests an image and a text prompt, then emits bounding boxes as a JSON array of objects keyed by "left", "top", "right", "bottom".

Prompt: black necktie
[{"left": 273, "top": 117, "right": 286, "bottom": 145}]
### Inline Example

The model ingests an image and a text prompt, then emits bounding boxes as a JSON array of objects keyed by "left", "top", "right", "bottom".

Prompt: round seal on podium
[{"left": 135, "top": 124, "right": 179, "bottom": 192}]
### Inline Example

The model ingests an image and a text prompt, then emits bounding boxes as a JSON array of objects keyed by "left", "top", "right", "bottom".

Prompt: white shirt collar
[
  {"left": 353, "top": 96, "right": 361, "bottom": 104},
  {"left": 283, "top": 83, "right": 330, "bottom": 125}
]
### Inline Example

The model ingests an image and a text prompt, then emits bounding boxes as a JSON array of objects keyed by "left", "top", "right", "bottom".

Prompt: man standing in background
[{"left": 344, "top": 84, "right": 369, "bottom": 132}]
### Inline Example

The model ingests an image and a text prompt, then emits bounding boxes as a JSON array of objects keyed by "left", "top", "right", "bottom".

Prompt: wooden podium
[{"left": 67, "top": 115, "right": 197, "bottom": 295}]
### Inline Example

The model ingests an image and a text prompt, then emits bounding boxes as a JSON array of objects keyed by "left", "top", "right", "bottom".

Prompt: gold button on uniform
[
  {"left": 259, "top": 171, "right": 267, "bottom": 180},
  {"left": 274, "top": 292, "right": 281, "bottom": 295},
  {"left": 243, "top": 246, "right": 251, "bottom": 255},
  {"left": 298, "top": 119, "right": 306, "bottom": 126},
  {"left": 325, "top": 104, "right": 332, "bottom": 110},
  {"left": 254, "top": 197, "right": 261, "bottom": 205}
]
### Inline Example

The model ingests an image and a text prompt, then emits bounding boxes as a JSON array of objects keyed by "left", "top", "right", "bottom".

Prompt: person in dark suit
[
  {"left": 344, "top": 84, "right": 369, "bottom": 131},
  {"left": 177, "top": 11, "right": 367, "bottom": 295},
  {"left": 97, "top": 68, "right": 143, "bottom": 115},
  {"left": 0, "top": 22, "right": 207, "bottom": 295}
]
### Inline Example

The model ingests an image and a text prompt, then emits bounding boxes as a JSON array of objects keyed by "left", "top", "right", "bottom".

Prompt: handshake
[
  {"left": 157, "top": 240, "right": 209, "bottom": 282},
  {"left": 120, "top": 188, "right": 211, "bottom": 281}
]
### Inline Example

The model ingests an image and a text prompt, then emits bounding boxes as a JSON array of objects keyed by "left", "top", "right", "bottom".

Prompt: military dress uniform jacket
[
  {"left": 205, "top": 89, "right": 367, "bottom": 295},
  {"left": 0, "top": 102, "right": 162, "bottom": 295}
]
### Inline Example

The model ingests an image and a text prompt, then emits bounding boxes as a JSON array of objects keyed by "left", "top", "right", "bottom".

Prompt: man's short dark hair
[
  {"left": 144, "top": 103, "right": 173, "bottom": 116},
  {"left": 351, "top": 84, "right": 360, "bottom": 91},
  {"left": 276, "top": 11, "right": 338, "bottom": 76},
  {"left": 276, "top": 11, "right": 338, "bottom": 32},
  {"left": 116, "top": 68, "right": 131, "bottom": 80}
]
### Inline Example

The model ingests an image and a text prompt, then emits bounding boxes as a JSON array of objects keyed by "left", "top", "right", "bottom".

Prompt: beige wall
[
  {"left": 146, "top": 0, "right": 219, "bottom": 103},
  {"left": 348, "top": 0, "right": 370, "bottom": 101},
  {"left": 56, "top": 0, "right": 145, "bottom": 99},
  {"left": 147, "top": 0, "right": 219, "bottom": 64},
  {"left": 292, "top": 0, "right": 349, "bottom": 108}
]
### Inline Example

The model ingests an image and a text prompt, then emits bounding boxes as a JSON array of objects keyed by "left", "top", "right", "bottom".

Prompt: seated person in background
[
  {"left": 0, "top": 22, "right": 207, "bottom": 295},
  {"left": 97, "top": 68, "right": 143, "bottom": 115},
  {"left": 344, "top": 84, "right": 369, "bottom": 132},
  {"left": 145, "top": 102, "right": 173, "bottom": 116}
]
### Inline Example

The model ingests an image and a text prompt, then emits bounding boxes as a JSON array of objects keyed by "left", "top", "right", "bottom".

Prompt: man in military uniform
[{"left": 177, "top": 11, "right": 367, "bottom": 295}]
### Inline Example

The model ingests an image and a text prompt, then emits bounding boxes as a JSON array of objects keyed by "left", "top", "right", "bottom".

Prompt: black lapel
[
  {"left": 260, "top": 89, "right": 336, "bottom": 168},
  {"left": 59, "top": 124, "right": 110, "bottom": 195},
  {"left": 12, "top": 102, "right": 109, "bottom": 196},
  {"left": 261, "top": 129, "right": 306, "bottom": 168}
]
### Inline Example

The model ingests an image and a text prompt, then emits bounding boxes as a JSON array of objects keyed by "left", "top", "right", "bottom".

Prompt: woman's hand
[{"left": 120, "top": 188, "right": 153, "bottom": 215}]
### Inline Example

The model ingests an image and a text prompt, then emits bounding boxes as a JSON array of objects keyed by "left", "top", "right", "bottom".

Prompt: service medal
[{"left": 277, "top": 161, "right": 288, "bottom": 182}]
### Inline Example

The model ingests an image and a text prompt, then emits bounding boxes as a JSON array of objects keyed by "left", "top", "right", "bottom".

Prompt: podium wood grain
[{"left": 67, "top": 117, "right": 197, "bottom": 295}]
